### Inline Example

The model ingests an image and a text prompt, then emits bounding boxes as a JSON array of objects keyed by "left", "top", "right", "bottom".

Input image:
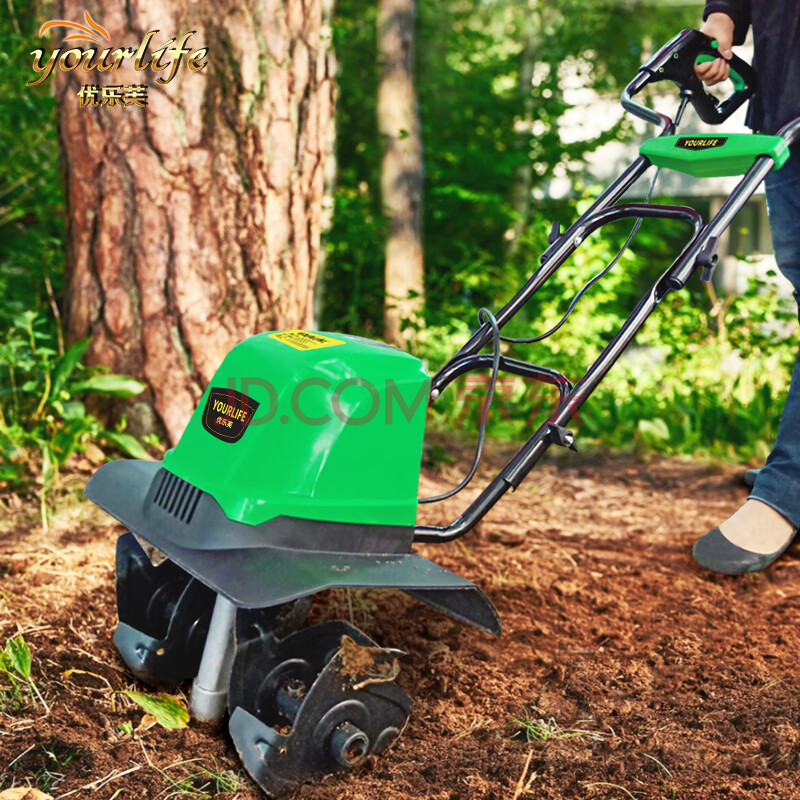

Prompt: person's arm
[
  {"left": 703, "top": 1, "right": 751, "bottom": 44},
  {"left": 695, "top": 1, "right": 751, "bottom": 85}
]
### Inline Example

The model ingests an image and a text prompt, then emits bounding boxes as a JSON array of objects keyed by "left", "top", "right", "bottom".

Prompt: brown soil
[{"left": 2, "top": 450, "right": 800, "bottom": 800}]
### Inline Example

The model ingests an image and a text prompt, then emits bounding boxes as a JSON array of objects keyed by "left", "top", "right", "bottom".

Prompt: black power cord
[
  {"left": 501, "top": 168, "right": 661, "bottom": 345},
  {"left": 418, "top": 308, "right": 501, "bottom": 504}
]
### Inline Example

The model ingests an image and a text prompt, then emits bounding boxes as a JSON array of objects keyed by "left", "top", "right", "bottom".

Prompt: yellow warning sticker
[{"left": 269, "top": 330, "right": 346, "bottom": 351}]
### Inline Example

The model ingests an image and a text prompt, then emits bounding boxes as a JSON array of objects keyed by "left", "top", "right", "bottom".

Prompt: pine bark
[
  {"left": 377, "top": 0, "right": 424, "bottom": 346},
  {"left": 55, "top": 0, "right": 335, "bottom": 443}
]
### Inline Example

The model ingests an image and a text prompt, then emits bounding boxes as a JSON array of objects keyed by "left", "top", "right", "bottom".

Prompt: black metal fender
[{"left": 85, "top": 459, "right": 501, "bottom": 636}]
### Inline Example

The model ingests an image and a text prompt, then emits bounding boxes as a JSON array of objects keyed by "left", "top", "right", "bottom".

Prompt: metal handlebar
[
  {"left": 622, "top": 29, "right": 759, "bottom": 131},
  {"left": 621, "top": 71, "right": 675, "bottom": 133}
]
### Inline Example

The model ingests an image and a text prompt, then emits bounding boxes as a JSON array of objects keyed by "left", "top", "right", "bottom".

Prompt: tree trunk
[
  {"left": 508, "top": 2, "right": 538, "bottom": 257},
  {"left": 313, "top": 0, "right": 338, "bottom": 327},
  {"left": 377, "top": 0, "right": 424, "bottom": 346},
  {"left": 55, "top": 0, "right": 336, "bottom": 444}
]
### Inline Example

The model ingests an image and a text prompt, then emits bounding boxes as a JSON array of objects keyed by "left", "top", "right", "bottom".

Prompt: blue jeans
[{"left": 750, "top": 153, "right": 800, "bottom": 526}]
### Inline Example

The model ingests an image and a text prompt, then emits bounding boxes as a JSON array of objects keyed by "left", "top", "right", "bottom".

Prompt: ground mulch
[{"left": 2, "top": 449, "right": 799, "bottom": 800}]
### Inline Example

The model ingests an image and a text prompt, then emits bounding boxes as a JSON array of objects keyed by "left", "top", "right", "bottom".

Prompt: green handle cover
[{"left": 694, "top": 53, "right": 746, "bottom": 92}]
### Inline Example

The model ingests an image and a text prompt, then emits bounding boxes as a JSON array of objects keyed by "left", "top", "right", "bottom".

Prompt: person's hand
[{"left": 695, "top": 12, "right": 735, "bottom": 85}]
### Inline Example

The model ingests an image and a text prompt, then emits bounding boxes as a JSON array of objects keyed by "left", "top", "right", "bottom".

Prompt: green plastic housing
[
  {"left": 163, "top": 332, "right": 431, "bottom": 528},
  {"left": 694, "top": 54, "right": 746, "bottom": 91},
  {"left": 640, "top": 133, "right": 790, "bottom": 178}
]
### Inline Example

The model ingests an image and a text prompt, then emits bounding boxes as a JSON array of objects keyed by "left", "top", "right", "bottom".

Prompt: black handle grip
[{"left": 634, "top": 29, "right": 757, "bottom": 124}]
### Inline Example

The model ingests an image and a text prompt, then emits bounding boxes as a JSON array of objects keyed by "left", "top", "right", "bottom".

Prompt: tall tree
[
  {"left": 377, "top": 0, "right": 424, "bottom": 345},
  {"left": 508, "top": 1, "right": 539, "bottom": 257},
  {"left": 54, "top": 0, "right": 335, "bottom": 443},
  {"left": 314, "top": 0, "right": 339, "bottom": 325},
  {"left": 326, "top": 0, "right": 697, "bottom": 334}
]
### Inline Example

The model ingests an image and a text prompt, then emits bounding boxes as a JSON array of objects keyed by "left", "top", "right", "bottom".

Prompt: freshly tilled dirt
[{"left": 1, "top": 451, "right": 799, "bottom": 799}]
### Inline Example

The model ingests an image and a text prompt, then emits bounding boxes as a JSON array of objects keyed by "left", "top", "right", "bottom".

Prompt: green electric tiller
[{"left": 86, "top": 30, "right": 800, "bottom": 796}]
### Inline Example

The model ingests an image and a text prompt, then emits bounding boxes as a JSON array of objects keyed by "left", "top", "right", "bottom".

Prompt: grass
[
  {"left": 152, "top": 760, "right": 246, "bottom": 800},
  {"left": 515, "top": 714, "right": 607, "bottom": 743},
  {"left": 0, "top": 634, "right": 48, "bottom": 715},
  {"left": 36, "top": 743, "right": 80, "bottom": 793},
  {"left": 584, "top": 782, "right": 640, "bottom": 800},
  {"left": 0, "top": 670, "right": 28, "bottom": 714},
  {"left": 643, "top": 753, "right": 684, "bottom": 799}
]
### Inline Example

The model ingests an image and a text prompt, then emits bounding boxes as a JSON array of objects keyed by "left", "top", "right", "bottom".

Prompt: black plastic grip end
[{"left": 629, "top": 29, "right": 757, "bottom": 126}]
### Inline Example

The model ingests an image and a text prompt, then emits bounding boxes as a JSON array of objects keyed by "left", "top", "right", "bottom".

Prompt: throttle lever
[{"left": 631, "top": 29, "right": 757, "bottom": 125}]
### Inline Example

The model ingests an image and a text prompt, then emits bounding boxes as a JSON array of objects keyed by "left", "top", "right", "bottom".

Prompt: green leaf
[
  {"left": 70, "top": 374, "right": 147, "bottom": 398},
  {"left": 50, "top": 338, "right": 90, "bottom": 398},
  {"left": 60, "top": 400, "right": 86, "bottom": 421},
  {"left": 637, "top": 417, "right": 671, "bottom": 444},
  {"left": 122, "top": 691, "right": 189, "bottom": 730},
  {"left": 5, "top": 635, "right": 32, "bottom": 680},
  {"left": 102, "top": 430, "right": 150, "bottom": 460}
]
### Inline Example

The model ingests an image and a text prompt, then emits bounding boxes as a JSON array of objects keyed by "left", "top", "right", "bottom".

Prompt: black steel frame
[{"left": 414, "top": 73, "right": 800, "bottom": 544}]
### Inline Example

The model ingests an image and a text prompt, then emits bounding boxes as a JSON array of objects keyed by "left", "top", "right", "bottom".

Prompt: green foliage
[
  {"left": 122, "top": 690, "right": 190, "bottom": 730},
  {"left": 0, "top": 0, "right": 65, "bottom": 348},
  {"left": 150, "top": 762, "right": 245, "bottom": 799},
  {"left": 516, "top": 716, "right": 572, "bottom": 742},
  {"left": 322, "top": 4, "right": 385, "bottom": 333},
  {"left": 0, "top": 634, "right": 43, "bottom": 714},
  {"left": 4, "top": 634, "right": 32, "bottom": 680},
  {"left": 325, "top": 0, "right": 696, "bottom": 329},
  {"left": 0, "top": 321, "right": 147, "bottom": 500},
  {"left": 326, "top": 0, "right": 793, "bottom": 461},
  {"left": 421, "top": 263, "right": 797, "bottom": 461}
]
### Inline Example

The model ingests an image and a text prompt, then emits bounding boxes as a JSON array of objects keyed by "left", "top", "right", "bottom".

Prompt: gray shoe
[
  {"left": 743, "top": 468, "right": 762, "bottom": 487},
  {"left": 692, "top": 526, "right": 797, "bottom": 575}
]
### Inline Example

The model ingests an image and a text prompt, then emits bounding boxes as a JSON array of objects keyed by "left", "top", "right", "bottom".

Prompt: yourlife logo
[
  {"left": 675, "top": 136, "right": 728, "bottom": 151},
  {"left": 28, "top": 9, "right": 208, "bottom": 108}
]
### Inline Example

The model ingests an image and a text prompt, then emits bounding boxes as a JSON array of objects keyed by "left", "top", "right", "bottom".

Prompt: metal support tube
[
  {"left": 667, "top": 157, "right": 777, "bottom": 289},
  {"left": 621, "top": 70, "right": 674, "bottom": 132},
  {"left": 778, "top": 116, "right": 800, "bottom": 147},
  {"left": 432, "top": 354, "right": 573, "bottom": 399},
  {"left": 189, "top": 594, "right": 237, "bottom": 721}
]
